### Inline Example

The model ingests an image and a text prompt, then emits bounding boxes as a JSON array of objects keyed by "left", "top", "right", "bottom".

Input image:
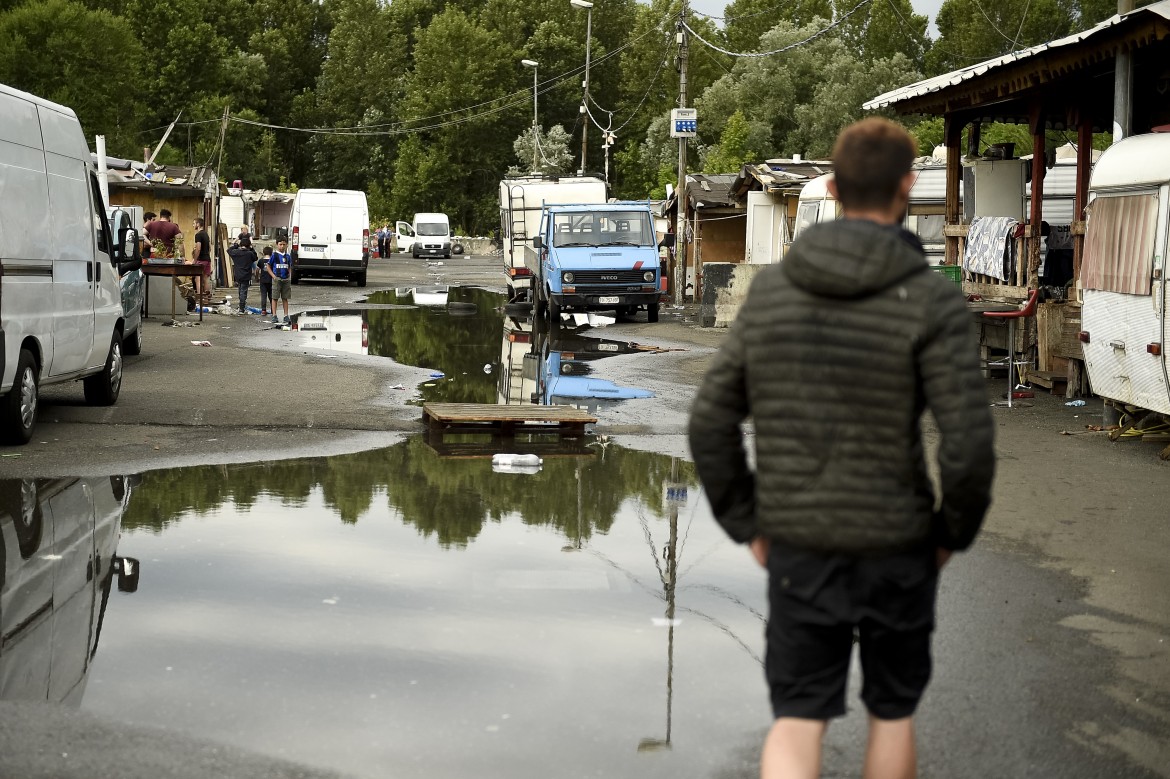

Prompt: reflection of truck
[
  {"left": 527, "top": 203, "right": 663, "bottom": 322},
  {"left": 499, "top": 176, "right": 607, "bottom": 299},
  {"left": 1080, "top": 133, "right": 1170, "bottom": 417},
  {"left": 497, "top": 316, "right": 654, "bottom": 410},
  {"left": 0, "top": 476, "right": 140, "bottom": 706}
]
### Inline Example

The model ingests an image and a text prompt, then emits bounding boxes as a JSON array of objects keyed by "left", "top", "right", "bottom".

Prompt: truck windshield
[
  {"left": 416, "top": 222, "right": 447, "bottom": 236},
  {"left": 551, "top": 210, "right": 653, "bottom": 248}
]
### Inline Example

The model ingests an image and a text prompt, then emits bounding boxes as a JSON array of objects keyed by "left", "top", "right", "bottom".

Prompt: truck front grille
[{"left": 570, "top": 270, "right": 647, "bottom": 285}]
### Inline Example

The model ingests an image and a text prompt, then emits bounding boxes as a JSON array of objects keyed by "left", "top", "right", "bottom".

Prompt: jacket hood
[{"left": 783, "top": 219, "right": 927, "bottom": 300}]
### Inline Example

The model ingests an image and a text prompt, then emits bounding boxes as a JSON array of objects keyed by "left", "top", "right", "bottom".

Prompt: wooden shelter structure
[{"left": 865, "top": 0, "right": 1170, "bottom": 391}]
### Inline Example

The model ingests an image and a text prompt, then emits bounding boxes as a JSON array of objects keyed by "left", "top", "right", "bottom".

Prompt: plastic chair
[{"left": 983, "top": 288, "right": 1040, "bottom": 408}]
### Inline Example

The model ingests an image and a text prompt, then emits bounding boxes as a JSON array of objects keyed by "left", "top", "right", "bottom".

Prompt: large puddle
[
  {"left": 0, "top": 444, "right": 769, "bottom": 777},
  {"left": 290, "top": 286, "right": 658, "bottom": 407}
]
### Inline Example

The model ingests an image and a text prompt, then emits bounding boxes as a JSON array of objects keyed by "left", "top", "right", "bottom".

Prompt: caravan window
[
  {"left": 1082, "top": 193, "right": 1159, "bottom": 296},
  {"left": 793, "top": 201, "right": 820, "bottom": 239}
]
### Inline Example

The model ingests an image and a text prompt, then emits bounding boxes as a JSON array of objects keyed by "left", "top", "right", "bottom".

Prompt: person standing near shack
[
  {"left": 228, "top": 233, "right": 257, "bottom": 314},
  {"left": 268, "top": 237, "right": 292, "bottom": 325},
  {"left": 257, "top": 246, "right": 274, "bottom": 316},
  {"left": 190, "top": 217, "right": 212, "bottom": 312},
  {"left": 688, "top": 118, "right": 996, "bottom": 779}
]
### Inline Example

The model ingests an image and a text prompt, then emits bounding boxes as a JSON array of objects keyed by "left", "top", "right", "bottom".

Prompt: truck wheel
[
  {"left": 291, "top": 272, "right": 300, "bottom": 285},
  {"left": 647, "top": 302, "right": 660, "bottom": 323},
  {"left": 356, "top": 272, "right": 367, "bottom": 287},
  {"left": 1, "top": 349, "right": 38, "bottom": 445},
  {"left": 548, "top": 291, "right": 562, "bottom": 322},
  {"left": 83, "top": 334, "right": 123, "bottom": 406}
]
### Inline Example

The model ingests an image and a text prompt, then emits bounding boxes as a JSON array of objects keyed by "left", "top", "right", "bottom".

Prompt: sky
[{"left": 687, "top": 0, "right": 946, "bottom": 36}]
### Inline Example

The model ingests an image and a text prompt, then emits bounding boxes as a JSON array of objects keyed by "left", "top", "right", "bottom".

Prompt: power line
[{"left": 682, "top": 0, "right": 875, "bottom": 59}]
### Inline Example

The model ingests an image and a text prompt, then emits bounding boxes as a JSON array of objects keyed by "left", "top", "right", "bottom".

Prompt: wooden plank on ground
[{"left": 422, "top": 403, "right": 597, "bottom": 436}]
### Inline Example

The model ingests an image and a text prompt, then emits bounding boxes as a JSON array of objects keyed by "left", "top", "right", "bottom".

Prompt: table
[{"left": 141, "top": 261, "right": 206, "bottom": 323}]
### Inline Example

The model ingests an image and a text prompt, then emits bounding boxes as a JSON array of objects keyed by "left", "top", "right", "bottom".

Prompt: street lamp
[
  {"left": 571, "top": 0, "right": 593, "bottom": 176},
  {"left": 521, "top": 59, "right": 539, "bottom": 172}
]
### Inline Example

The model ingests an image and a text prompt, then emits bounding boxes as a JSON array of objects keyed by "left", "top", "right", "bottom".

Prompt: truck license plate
[{"left": 598, "top": 296, "right": 619, "bottom": 304}]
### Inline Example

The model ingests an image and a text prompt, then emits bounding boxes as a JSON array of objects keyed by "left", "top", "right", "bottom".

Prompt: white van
[
  {"left": 396, "top": 213, "right": 452, "bottom": 259},
  {"left": 0, "top": 83, "right": 141, "bottom": 445},
  {"left": 288, "top": 189, "right": 370, "bottom": 286},
  {"left": 1081, "top": 132, "right": 1170, "bottom": 417}
]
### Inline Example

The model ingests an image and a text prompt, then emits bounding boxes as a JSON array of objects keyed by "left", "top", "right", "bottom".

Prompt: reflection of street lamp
[
  {"left": 571, "top": 0, "right": 593, "bottom": 175},
  {"left": 522, "top": 59, "right": 539, "bottom": 171}
]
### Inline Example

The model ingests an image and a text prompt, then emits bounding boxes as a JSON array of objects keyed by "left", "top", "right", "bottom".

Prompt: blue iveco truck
[{"left": 524, "top": 202, "right": 664, "bottom": 323}]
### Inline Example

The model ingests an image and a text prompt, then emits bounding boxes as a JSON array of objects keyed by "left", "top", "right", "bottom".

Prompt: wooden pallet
[
  {"left": 1024, "top": 369, "right": 1068, "bottom": 396},
  {"left": 422, "top": 403, "right": 597, "bottom": 436}
]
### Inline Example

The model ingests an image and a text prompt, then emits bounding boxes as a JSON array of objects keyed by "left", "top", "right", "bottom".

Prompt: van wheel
[
  {"left": 291, "top": 273, "right": 300, "bottom": 285},
  {"left": 83, "top": 334, "right": 123, "bottom": 406},
  {"left": 124, "top": 322, "right": 143, "bottom": 356},
  {"left": 1, "top": 349, "right": 38, "bottom": 445},
  {"left": 647, "top": 302, "right": 660, "bottom": 323},
  {"left": 356, "top": 272, "right": 367, "bottom": 287}
]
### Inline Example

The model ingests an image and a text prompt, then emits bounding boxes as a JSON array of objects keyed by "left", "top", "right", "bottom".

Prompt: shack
[
  {"left": 730, "top": 158, "right": 833, "bottom": 264},
  {"left": 865, "top": 0, "right": 1170, "bottom": 396}
]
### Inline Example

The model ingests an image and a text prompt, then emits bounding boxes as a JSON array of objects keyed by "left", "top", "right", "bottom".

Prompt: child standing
[
  {"left": 268, "top": 238, "right": 292, "bottom": 324},
  {"left": 258, "top": 246, "right": 274, "bottom": 316}
]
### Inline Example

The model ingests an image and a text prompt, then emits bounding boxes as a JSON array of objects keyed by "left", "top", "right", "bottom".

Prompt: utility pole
[
  {"left": 674, "top": 1, "right": 689, "bottom": 306},
  {"left": 1113, "top": 0, "right": 1134, "bottom": 141}
]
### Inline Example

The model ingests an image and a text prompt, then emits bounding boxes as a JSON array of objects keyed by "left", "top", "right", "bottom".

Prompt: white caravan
[
  {"left": 792, "top": 166, "right": 952, "bottom": 264},
  {"left": 0, "top": 83, "right": 141, "bottom": 445},
  {"left": 1080, "top": 132, "right": 1170, "bottom": 416},
  {"left": 288, "top": 188, "right": 370, "bottom": 287},
  {"left": 498, "top": 176, "right": 607, "bottom": 298}
]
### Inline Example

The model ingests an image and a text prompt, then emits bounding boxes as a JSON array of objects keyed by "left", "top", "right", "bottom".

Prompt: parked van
[
  {"left": 396, "top": 213, "right": 452, "bottom": 259},
  {"left": 0, "top": 83, "right": 141, "bottom": 445},
  {"left": 288, "top": 189, "right": 370, "bottom": 286},
  {"left": 1080, "top": 132, "right": 1170, "bottom": 417}
]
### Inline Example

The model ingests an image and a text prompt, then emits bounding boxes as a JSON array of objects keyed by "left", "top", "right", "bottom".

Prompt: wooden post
[
  {"left": 1028, "top": 103, "right": 1045, "bottom": 290},
  {"left": 1074, "top": 116, "right": 1093, "bottom": 285},
  {"left": 944, "top": 115, "right": 963, "bottom": 266}
]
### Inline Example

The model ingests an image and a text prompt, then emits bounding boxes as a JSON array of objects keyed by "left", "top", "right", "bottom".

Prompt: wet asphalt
[{"left": 2, "top": 253, "right": 1170, "bottom": 777}]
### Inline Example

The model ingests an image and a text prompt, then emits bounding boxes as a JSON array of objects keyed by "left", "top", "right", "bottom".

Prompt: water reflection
[
  {"left": 92, "top": 440, "right": 768, "bottom": 778},
  {"left": 0, "top": 477, "right": 140, "bottom": 707},
  {"left": 293, "top": 287, "right": 656, "bottom": 410},
  {"left": 498, "top": 316, "right": 654, "bottom": 411}
]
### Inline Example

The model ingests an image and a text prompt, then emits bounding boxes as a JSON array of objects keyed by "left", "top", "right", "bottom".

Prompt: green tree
[
  {"left": 723, "top": 0, "right": 833, "bottom": 52},
  {"left": 393, "top": 7, "right": 519, "bottom": 232},
  {"left": 839, "top": 0, "right": 930, "bottom": 68},
  {"left": 927, "top": 0, "right": 1077, "bottom": 75},
  {"left": 510, "top": 125, "right": 574, "bottom": 178},
  {"left": 0, "top": 0, "right": 145, "bottom": 155},
  {"left": 695, "top": 19, "right": 920, "bottom": 161},
  {"left": 701, "top": 110, "right": 760, "bottom": 173}
]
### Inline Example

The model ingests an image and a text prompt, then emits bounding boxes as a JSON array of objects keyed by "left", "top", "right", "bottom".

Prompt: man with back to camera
[{"left": 687, "top": 118, "right": 995, "bottom": 779}]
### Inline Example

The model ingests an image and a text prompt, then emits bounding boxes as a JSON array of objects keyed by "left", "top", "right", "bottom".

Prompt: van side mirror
[
  {"left": 533, "top": 236, "right": 544, "bottom": 250},
  {"left": 659, "top": 234, "right": 676, "bottom": 249},
  {"left": 117, "top": 227, "right": 143, "bottom": 274}
]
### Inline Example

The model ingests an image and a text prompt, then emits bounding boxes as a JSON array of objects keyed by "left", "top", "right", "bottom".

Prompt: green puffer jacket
[{"left": 688, "top": 218, "right": 995, "bottom": 555}]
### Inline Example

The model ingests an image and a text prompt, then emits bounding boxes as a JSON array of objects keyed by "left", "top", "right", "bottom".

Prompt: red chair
[{"left": 983, "top": 288, "right": 1040, "bottom": 408}]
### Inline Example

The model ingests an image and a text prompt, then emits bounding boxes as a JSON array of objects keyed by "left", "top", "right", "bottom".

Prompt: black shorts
[{"left": 765, "top": 543, "right": 938, "bottom": 721}]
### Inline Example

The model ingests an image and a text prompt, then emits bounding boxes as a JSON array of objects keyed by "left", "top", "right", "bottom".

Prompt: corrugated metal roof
[{"left": 864, "top": 0, "right": 1170, "bottom": 112}]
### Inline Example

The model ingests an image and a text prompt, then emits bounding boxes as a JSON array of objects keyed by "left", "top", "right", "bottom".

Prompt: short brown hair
[
  {"left": 831, "top": 118, "right": 918, "bottom": 210},
  {"left": 193, "top": 217, "right": 205, "bottom": 228}
]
